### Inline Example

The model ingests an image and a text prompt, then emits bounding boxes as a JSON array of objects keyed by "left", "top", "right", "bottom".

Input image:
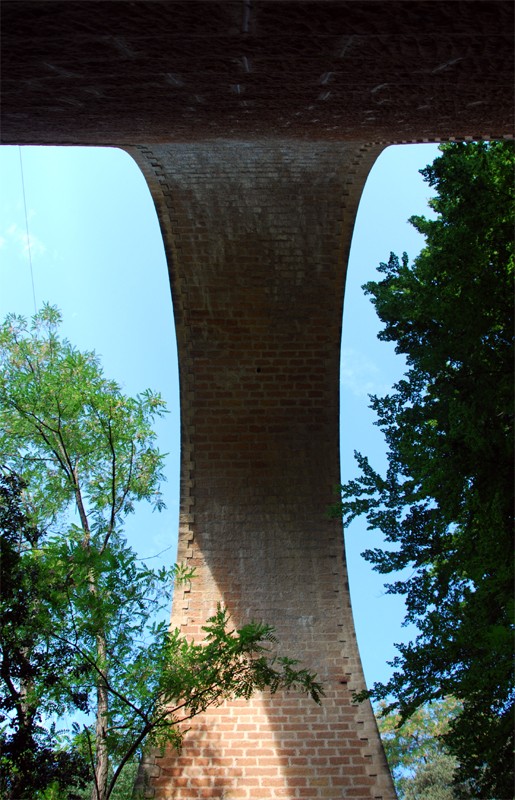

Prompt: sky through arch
[{"left": 0, "top": 142, "right": 439, "bottom": 689}]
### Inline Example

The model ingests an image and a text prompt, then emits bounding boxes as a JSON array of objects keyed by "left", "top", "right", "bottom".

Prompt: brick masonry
[
  {"left": 128, "top": 141, "right": 396, "bottom": 799},
  {"left": 2, "top": 1, "right": 513, "bottom": 145},
  {"left": 2, "top": 3, "right": 512, "bottom": 797}
]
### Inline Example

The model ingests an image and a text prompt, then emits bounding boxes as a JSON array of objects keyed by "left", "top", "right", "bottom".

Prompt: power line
[{"left": 18, "top": 146, "right": 37, "bottom": 315}]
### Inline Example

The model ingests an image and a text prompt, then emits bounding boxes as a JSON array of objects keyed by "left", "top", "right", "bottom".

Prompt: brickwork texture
[
  {"left": 2, "top": 1, "right": 513, "bottom": 145},
  {"left": 2, "top": 2, "right": 513, "bottom": 797},
  {"left": 128, "top": 141, "right": 395, "bottom": 799}
]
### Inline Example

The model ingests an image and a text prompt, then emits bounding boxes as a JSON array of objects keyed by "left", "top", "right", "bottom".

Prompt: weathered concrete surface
[
  {"left": 2, "top": 1, "right": 513, "bottom": 145},
  {"left": 129, "top": 140, "right": 395, "bottom": 799}
]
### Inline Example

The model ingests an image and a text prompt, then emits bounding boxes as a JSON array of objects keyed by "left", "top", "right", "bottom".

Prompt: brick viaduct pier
[{"left": 2, "top": 3, "right": 513, "bottom": 798}]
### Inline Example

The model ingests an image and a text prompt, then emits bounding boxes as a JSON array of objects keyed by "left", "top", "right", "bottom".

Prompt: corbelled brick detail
[{"left": 128, "top": 141, "right": 396, "bottom": 799}]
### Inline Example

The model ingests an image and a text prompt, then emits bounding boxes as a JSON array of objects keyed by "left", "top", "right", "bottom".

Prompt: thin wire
[{"left": 18, "top": 146, "right": 38, "bottom": 314}]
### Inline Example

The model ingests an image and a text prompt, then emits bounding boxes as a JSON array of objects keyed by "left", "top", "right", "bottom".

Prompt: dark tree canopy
[
  {"left": 0, "top": 472, "right": 90, "bottom": 799},
  {"left": 338, "top": 141, "right": 514, "bottom": 799}
]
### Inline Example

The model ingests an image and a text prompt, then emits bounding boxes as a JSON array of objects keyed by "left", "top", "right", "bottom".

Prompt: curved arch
[{"left": 127, "top": 141, "right": 396, "bottom": 799}]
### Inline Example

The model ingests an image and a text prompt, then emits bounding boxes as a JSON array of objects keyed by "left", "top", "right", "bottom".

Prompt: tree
[
  {"left": 0, "top": 304, "right": 168, "bottom": 799},
  {"left": 0, "top": 306, "right": 323, "bottom": 800},
  {"left": 337, "top": 142, "right": 514, "bottom": 798},
  {"left": 376, "top": 697, "right": 473, "bottom": 800},
  {"left": 0, "top": 471, "right": 90, "bottom": 799}
]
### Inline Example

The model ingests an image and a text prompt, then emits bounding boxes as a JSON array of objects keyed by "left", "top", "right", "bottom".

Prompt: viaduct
[{"left": 2, "top": 2, "right": 513, "bottom": 798}]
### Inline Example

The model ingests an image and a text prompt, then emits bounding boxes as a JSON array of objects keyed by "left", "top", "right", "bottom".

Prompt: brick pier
[{"left": 128, "top": 141, "right": 395, "bottom": 798}]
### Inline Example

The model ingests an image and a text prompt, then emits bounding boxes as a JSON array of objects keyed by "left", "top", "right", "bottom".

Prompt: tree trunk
[
  {"left": 8, "top": 651, "right": 37, "bottom": 800},
  {"left": 69, "top": 472, "right": 110, "bottom": 800},
  {"left": 91, "top": 633, "right": 109, "bottom": 800}
]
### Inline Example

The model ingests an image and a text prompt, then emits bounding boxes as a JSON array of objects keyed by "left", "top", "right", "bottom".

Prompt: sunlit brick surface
[{"left": 129, "top": 142, "right": 396, "bottom": 798}]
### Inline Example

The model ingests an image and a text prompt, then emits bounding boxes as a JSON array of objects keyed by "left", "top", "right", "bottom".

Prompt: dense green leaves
[
  {"left": 0, "top": 473, "right": 91, "bottom": 799},
  {"left": 0, "top": 305, "right": 170, "bottom": 800},
  {"left": 376, "top": 698, "right": 472, "bottom": 800},
  {"left": 0, "top": 304, "right": 167, "bottom": 538},
  {"left": 338, "top": 142, "right": 514, "bottom": 798}
]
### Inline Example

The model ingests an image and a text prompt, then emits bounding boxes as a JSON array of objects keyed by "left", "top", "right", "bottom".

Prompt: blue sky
[{"left": 0, "top": 142, "right": 439, "bottom": 690}]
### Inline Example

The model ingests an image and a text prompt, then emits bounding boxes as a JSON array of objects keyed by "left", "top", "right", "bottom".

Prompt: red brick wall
[{"left": 129, "top": 141, "right": 396, "bottom": 799}]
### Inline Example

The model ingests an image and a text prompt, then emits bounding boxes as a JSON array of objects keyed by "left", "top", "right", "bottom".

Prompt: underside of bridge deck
[
  {"left": 2, "top": 1, "right": 513, "bottom": 145},
  {"left": 2, "top": 2, "right": 513, "bottom": 799}
]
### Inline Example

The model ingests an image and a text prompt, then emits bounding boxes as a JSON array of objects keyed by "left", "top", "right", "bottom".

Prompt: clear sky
[{"left": 0, "top": 142, "right": 439, "bottom": 691}]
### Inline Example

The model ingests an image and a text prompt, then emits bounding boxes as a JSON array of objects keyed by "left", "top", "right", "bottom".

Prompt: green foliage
[
  {"left": 337, "top": 142, "right": 514, "bottom": 798},
  {"left": 0, "top": 304, "right": 169, "bottom": 800},
  {"left": 100, "top": 604, "right": 323, "bottom": 798},
  {"left": 34, "top": 758, "right": 139, "bottom": 800},
  {"left": 376, "top": 698, "right": 473, "bottom": 799},
  {"left": 0, "top": 472, "right": 91, "bottom": 799},
  {"left": 0, "top": 304, "right": 167, "bottom": 537},
  {"left": 404, "top": 754, "right": 463, "bottom": 800},
  {"left": 0, "top": 306, "right": 323, "bottom": 800}
]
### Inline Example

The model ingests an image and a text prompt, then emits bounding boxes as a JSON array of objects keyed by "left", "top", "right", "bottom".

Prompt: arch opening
[{"left": 340, "top": 142, "right": 440, "bottom": 688}]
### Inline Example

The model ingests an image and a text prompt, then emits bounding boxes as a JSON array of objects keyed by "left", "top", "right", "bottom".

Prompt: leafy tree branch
[{"left": 336, "top": 142, "right": 514, "bottom": 799}]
